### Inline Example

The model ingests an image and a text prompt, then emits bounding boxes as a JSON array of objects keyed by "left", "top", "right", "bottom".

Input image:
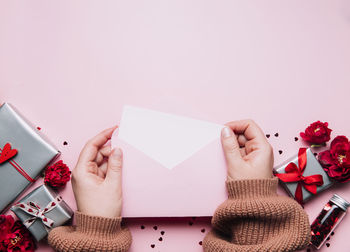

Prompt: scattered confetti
[
  {"left": 199, "top": 241, "right": 203, "bottom": 246},
  {"left": 326, "top": 243, "right": 330, "bottom": 247},
  {"left": 153, "top": 226, "right": 158, "bottom": 230},
  {"left": 294, "top": 137, "right": 298, "bottom": 141},
  {"left": 201, "top": 228, "right": 205, "bottom": 233},
  {"left": 274, "top": 133, "right": 279, "bottom": 137},
  {"left": 188, "top": 221, "right": 194, "bottom": 226},
  {"left": 266, "top": 134, "right": 270, "bottom": 138},
  {"left": 159, "top": 237, "right": 163, "bottom": 241},
  {"left": 63, "top": 141, "right": 68, "bottom": 145},
  {"left": 278, "top": 150, "right": 283, "bottom": 155},
  {"left": 151, "top": 244, "right": 155, "bottom": 248},
  {"left": 160, "top": 231, "right": 165, "bottom": 235},
  {"left": 140, "top": 225, "right": 145, "bottom": 229}
]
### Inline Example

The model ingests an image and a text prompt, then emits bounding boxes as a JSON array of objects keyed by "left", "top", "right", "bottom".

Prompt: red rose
[
  {"left": 300, "top": 121, "right": 332, "bottom": 145},
  {"left": 0, "top": 215, "right": 14, "bottom": 241},
  {"left": 0, "top": 242, "right": 6, "bottom": 251},
  {"left": 318, "top": 136, "right": 350, "bottom": 183},
  {"left": 0, "top": 215, "right": 35, "bottom": 252},
  {"left": 44, "top": 160, "right": 71, "bottom": 188}
]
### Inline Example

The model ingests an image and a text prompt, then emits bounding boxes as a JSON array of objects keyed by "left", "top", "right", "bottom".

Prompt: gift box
[
  {"left": 11, "top": 185, "right": 73, "bottom": 241},
  {"left": 274, "top": 148, "right": 334, "bottom": 204},
  {"left": 0, "top": 103, "right": 60, "bottom": 213}
]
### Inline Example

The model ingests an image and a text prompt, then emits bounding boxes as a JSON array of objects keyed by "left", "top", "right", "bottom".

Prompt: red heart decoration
[{"left": 0, "top": 143, "right": 18, "bottom": 164}]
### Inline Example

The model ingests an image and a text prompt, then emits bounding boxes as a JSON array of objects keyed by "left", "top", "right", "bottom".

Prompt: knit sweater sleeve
[
  {"left": 48, "top": 211, "right": 132, "bottom": 252},
  {"left": 203, "top": 178, "right": 311, "bottom": 252}
]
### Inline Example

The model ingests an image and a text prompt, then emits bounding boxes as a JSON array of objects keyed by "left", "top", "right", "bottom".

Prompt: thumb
[
  {"left": 105, "top": 148, "right": 123, "bottom": 184},
  {"left": 221, "top": 127, "right": 243, "bottom": 169}
]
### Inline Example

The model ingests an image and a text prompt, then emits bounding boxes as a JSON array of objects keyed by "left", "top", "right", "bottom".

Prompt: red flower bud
[
  {"left": 300, "top": 121, "right": 332, "bottom": 145},
  {"left": 44, "top": 160, "right": 71, "bottom": 188}
]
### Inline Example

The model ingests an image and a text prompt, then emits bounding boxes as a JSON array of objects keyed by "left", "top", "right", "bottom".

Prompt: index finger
[
  {"left": 225, "top": 119, "right": 266, "bottom": 142},
  {"left": 77, "top": 126, "right": 118, "bottom": 165}
]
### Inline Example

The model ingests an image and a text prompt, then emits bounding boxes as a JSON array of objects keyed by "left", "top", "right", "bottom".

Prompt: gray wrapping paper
[
  {"left": 274, "top": 148, "right": 334, "bottom": 203},
  {"left": 11, "top": 185, "right": 73, "bottom": 241},
  {"left": 0, "top": 103, "right": 60, "bottom": 213}
]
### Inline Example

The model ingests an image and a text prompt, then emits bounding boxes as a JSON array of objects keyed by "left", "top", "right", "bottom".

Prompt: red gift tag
[{"left": 0, "top": 143, "right": 18, "bottom": 164}]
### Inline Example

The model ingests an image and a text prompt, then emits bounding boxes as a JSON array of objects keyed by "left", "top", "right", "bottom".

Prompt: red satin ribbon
[
  {"left": 0, "top": 143, "right": 35, "bottom": 183},
  {"left": 275, "top": 148, "right": 324, "bottom": 204}
]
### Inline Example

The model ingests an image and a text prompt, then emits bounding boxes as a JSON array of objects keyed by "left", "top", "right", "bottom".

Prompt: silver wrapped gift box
[
  {"left": 11, "top": 185, "right": 73, "bottom": 241},
  {"left": 0, "top": 103, "right": 60, "bottom": 213},
  {"left": 274, "top": 148, "right": 334, "bottom": 203}
]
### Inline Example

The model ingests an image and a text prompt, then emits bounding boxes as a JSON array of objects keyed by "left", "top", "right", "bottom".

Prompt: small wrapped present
[
  {"left": 11, "top": 184, "right": 73, "bottom": 241},
  {"left": 274, "top": 148, "right": 333, "bottom": 204},
  {"left": 0, "top": 103, "right": 60, "bottom": 212}
]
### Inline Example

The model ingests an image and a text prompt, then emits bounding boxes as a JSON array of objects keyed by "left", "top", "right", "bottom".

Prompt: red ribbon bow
[{"left": 275, "top": 148, "right": 324, "bottom": 204}]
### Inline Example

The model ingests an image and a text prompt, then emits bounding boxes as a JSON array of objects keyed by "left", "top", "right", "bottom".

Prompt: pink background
[{"left": 1, "top": 1, "right": 350, "bottom": 251}]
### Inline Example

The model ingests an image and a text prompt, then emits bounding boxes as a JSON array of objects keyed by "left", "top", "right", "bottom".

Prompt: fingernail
[
  {"left": 113, "top": 148, "right": 122, "bottom": 158},
  {"left": 222, "top": 127, "right": 232, "bottom": 138}
]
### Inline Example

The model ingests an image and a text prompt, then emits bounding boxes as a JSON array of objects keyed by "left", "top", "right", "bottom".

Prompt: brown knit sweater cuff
[
  {"left": 48, "top": 211, "right": 132, "bottom": 252},
  {"left": 226, "top": 177, "right": 278, "bottom": 199},
  {"left": 75, "top": 211, "right": 122, "bottom": 237}
]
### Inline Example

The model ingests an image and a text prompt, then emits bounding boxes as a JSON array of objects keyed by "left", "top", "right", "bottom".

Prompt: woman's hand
[
  {"left": 71, "top": 126, "right": 123, "bottom": 218},
  {"left": 221, "top": 120, "right": 273, "bottom": 180}
]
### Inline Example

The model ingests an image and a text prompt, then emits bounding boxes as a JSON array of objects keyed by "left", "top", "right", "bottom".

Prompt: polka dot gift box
[{"left": 11, "top": 184, "right": 73, "bottom": 241}]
